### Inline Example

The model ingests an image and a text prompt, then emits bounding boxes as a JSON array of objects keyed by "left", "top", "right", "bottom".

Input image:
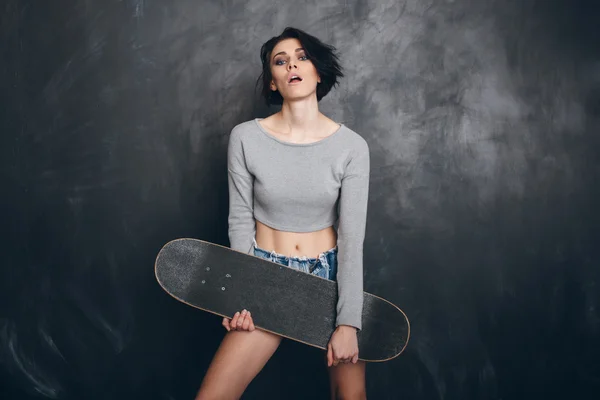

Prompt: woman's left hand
[{"left": 327, "top": 325, "right": 359, "bottom": 367}]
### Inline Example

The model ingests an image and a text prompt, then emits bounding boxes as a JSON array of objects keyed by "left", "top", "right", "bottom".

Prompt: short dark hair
[{"left": 255, "top": 27, "right": 344, "bottom": 106}]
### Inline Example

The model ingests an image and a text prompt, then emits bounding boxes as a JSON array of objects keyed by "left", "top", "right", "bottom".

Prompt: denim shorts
[{"left": 252, "top": 238, "right": 338, "bottom": 281}]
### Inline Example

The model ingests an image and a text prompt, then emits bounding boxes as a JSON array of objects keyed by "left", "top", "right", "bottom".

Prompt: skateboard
[{"left": 154, "top": 238, "right": 410, "bottom": 362}]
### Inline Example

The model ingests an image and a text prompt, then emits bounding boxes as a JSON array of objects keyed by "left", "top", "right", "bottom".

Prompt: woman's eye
[{"left": 273, "top": 55, "right": 308, "bottom": 65}]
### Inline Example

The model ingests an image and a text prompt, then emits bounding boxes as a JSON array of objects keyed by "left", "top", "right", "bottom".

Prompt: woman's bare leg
[
  {"left": 327, "top": 358, "right": 367, "bottom": 400},
  {"left": 195, "top": 314, "right": 282, "bottom": 400}
]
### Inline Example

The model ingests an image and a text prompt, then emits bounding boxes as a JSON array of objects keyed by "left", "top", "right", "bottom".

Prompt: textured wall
[{"left": 1, "top": 0, "right": 599, "bottom": 399}]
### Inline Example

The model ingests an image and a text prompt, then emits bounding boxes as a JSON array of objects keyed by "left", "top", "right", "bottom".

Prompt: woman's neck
[{"left": 277, "top": 97, "right": 324, "bottom": 136}]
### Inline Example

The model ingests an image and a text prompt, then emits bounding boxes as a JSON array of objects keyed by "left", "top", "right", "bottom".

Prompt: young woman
[{"left": 195, "top": 27, "right": 370, "bottom": 400}]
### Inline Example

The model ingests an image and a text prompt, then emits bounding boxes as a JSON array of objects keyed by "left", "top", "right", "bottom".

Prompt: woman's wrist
[{"left": 336, "top": 324, "right": 357, "bottom": 332}]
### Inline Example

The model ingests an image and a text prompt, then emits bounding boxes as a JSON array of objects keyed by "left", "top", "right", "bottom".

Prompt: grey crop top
[{"left": 226, "top": 118, "right": 370, "bottom": 330}]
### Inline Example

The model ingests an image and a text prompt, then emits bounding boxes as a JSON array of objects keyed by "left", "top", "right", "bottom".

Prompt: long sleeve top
[{"left": 227, "top": 118, "right": 370, "bottom": 330}]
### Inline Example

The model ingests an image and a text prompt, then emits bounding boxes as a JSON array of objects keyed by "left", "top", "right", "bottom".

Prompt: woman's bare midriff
[{"left": 255, "top": 220, "right": 337, "bottom": 258}]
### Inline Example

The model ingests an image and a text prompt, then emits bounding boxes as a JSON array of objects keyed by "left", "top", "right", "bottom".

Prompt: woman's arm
[
  {"left": 334, "top": 138, "right": 370, "bottom": 331},
  {"left": 227, "top": 126, "right": 256, "bottom": 254}
]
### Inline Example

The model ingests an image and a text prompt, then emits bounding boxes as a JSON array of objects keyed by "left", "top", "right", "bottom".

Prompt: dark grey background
[{"left": 1, "top": 0, "right": 599, "bottom": 399}]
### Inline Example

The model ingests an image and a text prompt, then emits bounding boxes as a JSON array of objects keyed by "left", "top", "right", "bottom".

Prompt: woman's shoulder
[
  {"left": 228, "top": 119, "right": 262, "bottom": 145},
  {"left": 231, "top": 119, "right": 260, "bottom": 135},
  {"left": 338, "top": 123, "right": 369, "bottom": 154}
]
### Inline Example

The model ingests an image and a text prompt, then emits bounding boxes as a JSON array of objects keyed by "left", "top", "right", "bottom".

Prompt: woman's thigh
[
  {"left": 327, "top": 360, "right": 367, "bottom": 400},
  {"left": 196, "top": 329, "right": 282, "bottom": 400}
]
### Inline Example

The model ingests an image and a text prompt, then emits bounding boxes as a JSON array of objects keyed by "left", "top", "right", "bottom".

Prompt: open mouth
[{"left": 288, "top": 75, "right": 303, "bottom": 83}]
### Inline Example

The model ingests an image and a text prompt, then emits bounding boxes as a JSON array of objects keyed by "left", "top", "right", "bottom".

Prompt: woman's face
[{"left": 269, "top": 38, "right": 321, "bottom": 102}]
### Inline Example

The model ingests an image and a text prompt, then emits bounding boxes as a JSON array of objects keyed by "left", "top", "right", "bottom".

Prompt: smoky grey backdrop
[{"left": 1, "top": 0, "right": 599, "bottom": 399}]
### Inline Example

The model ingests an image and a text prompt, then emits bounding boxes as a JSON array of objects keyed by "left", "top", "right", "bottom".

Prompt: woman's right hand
[{"left": 222, "top": 309, "right": 255, "bottom": 332}]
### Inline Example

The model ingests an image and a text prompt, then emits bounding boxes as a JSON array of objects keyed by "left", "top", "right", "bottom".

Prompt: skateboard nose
[{"left": 156, "top": 239, "right": 205, "bottom": 297}]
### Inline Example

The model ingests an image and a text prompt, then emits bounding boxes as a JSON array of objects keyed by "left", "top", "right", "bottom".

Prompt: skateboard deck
[{"left": 155, "top": 238, "right": 410, "bottom": 362}]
